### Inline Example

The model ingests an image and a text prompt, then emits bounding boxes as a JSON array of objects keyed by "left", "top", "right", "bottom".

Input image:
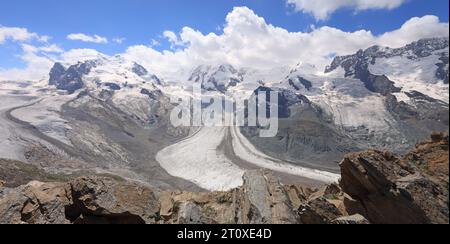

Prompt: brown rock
[
  {"left": 240, "top": 170, "right": 297, "bottom": 224},
  {"left": 332, "top": 214, "right": 370, "bottom": 224},
  {"left": 66, "top": 177, "right": 161, "bottom": 224},
  {"left": 0, "top": 181, "right": 70, "bottom": 224},
  {"left": 298, "top": 197, "right": 342, "bottom": 224},
  {"left": 340, "top": 145, "right": 449, "bottom": 224}
]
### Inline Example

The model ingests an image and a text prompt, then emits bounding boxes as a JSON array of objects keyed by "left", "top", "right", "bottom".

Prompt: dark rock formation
[
  {"left": 132, "top": 63, "right": 148, "bottom": 77},
  {"left": 103, "top": 82, "right": 121, "bottom": 91},
  {"left": 242, "top": 86, "right": 357, "bottom": 171},
  {"left": 325, "top": 49, "right": 401, "bottom": 95},
  {"left": 49, "top": 61, "right": 95, "bottom": 94},
  {"left": 436, "top": 53, "right": 449, "bottom": 84},
  {"left": 325, "top": 37, "right": 449, "bottom": 94},
  {"left": 340, "top": 133, "right": 449, "bottom": 224},
  {"left": 288, "top": 76, "right": 313, "bottom": 91}
]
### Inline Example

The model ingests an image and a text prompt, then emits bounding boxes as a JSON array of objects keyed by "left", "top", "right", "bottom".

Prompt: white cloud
[
  {"left": 150, "top": 39, "right": 160, "bottom": 47},
  {"left": 112, "top": 37, "right": 126, "bottom": 44},
  {"left": 124, "top": 7, "right": 449, "bottom": 80},
  {"left": 0, "top": 46, "right": 104, "bottom": 81},
  {"left": 287, "top": 0, "right": 406, "bottom": 20},
  {"left": 67, "top": 33, "right": 108, "bottom": 44},
  {"left": 163, "top": 30, "right": 184, "bottom": 48},
  {"left": 60, "top": 48, "right": 105, "bottom": 63},
  {"left": 377, "top": 15, "right": 450, "bottom": 48},
  {"left": 1, "top": 7, "right": 449, "bottom": 82},
  {"left": 0, "top": 26, "right": 49, "bottom": 44},
  {"left": 38, "top": 44, "right": 64, "bottom": 53},
  {"left": 0, "top": 44, "right": 55, "bottom": 81}
]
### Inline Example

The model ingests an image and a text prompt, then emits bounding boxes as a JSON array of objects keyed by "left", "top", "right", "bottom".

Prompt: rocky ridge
[
  {"left": 325, "top": 37, "right": 449, "bottom": 94},
  {"left": 1, "top": 134, "right": 448, "bottom": 224}
]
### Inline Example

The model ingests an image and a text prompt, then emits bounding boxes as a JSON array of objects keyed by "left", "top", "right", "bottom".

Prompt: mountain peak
[
  {"left": 48, "top": 56, "right": 161, "bottom": 94},
  {"left": 188, "top": 63, "right": 244, "bottom": 92}
]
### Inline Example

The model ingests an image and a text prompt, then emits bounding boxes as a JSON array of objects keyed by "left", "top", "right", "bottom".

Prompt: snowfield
[
  {"left": 230, "top": 126, "right": 341, "bottom": 184},
  {"left": 369, "top": 53, "right": 449, "bottom": 104},
  {"left": 156, "top": 126, "right": 340, "bottom": 191},
  {"left": 0, "top": 95, "right": 38, "bottom": 160},
  {"left": 10, "top": 93, "right": 76, "bottom": 146},
  {"left": 156, "top": 127, "right": 245, "bottom": 191}
]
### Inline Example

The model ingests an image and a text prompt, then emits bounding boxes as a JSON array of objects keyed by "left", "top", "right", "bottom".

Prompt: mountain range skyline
[{"left": 1, "top": 1, "right": 449, "bottom": 82}]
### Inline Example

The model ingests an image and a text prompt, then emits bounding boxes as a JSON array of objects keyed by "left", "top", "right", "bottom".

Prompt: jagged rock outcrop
[
  {"left": 325, "top": 37, "right": 449, "bottom": 95},
  {"left": 131, "top": 63, "right": 149, "bottom": 77},
  {"left": 239, "top": 170, "right": 297, "bottom": 224},
  {"left": 66, "top": 177, "right": 161, "bottom": 224},
  {"left": 49, "top": 61, "right": 95, "bottom": 94},
  {"left": 0, "top": 181, "right": 70, "bottom": 224},
  {"left": 340, "top": 133, "right": 449, "bottom": 224},
  {"left": 325, "top": 48, "right": 401, "bottom": 95},
  {"left": 0, "top": 170, "right": 300, "bottom": 224},
  {"left": 0, "top": 134, "right": 448, "bottom": 224},
  {"left": 241, "top": 86, "right": 359, "bottom": 170}
]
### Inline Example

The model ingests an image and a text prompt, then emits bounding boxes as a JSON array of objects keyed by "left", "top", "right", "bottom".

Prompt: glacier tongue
[
  {"left": 156, "top": 126, "right": 340, "bottom": 191},
  {"left": 156, "top": 127, "right": 245, "bottom": 191}
]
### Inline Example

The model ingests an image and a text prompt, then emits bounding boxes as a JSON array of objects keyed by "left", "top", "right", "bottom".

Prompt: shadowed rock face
[
  {"left": 325, "top": 37, "right": 449, "bottom": 94},
  {"left": 436, "top": 54, "right": 449, "bottom": 84},
  {"left": 288, "top": 76, "right": 313, "bottom": 91},
  {"left": 340, "top": 133, "right": 449, "bottom": 224},
  {"left": 1, "top": 134, "right": 447, "bottom": 224},
  {"left": 131, "top": 63, "right": 149, "bottom": 77},
  {"left": 49, "top": 62, "right": 95, "bottom": 94},
  {"left": 0, "top": 171, "right": 302, "bottom": 224},
  {"left": 245, "top": 39, "right": 449, "bottom": 166},
  {"left": 242, "top": 87, "right": 358, "bottom": 171},
  {"left": 326, "top": 49, "right": 401, "bottom": 95}
]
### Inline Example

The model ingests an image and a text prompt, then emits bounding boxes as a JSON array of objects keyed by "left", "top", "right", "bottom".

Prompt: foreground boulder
[
  {"left": 0, "top": 170, "right": 303, "bottom": 224},
  {"left": 340, "top": 133, "right": 449, "bottom": 224},
  {"left": 0, "top": 181, "right": 70, "bottom": 224}
]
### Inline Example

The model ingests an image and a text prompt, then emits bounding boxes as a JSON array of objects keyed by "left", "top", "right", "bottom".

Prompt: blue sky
[
  {"left": 1, "top": 0, "right": 448, "bottom": 52},
  {"left": 0, "top": 0, "right": 449, "bottom": 80}
]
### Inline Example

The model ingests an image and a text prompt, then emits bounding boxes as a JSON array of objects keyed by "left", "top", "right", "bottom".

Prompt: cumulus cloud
[
  {"left": 0, "top": 46, "right": 104, "bottom": 81},
  {"left": 0, "top": 44, "right": 55, "bottom": 81},
  {"left": 112, "top": 37, "right": 126, "bottom": 44},
  {"left": 123, "top": 7, "right": 449, "bottom": 80},
  {"left": 287, "top": 0, "right": 406, "bottom": 20},
  {"left": 377, "top": 15, "right": 450, "bottom": 48},
  {"left": 163, "top": 30, "right": 184, "bottom": 49},
  {"left": 1, "top": 7, "right": 449, "bottom": 82},
  {"left": 60, "top": 48, "right": 105, "bottom": 63},
  {"left": 67, "top": 33, "right": 108, "bottom": 44},
  {"left": 0, "top": 26, "right": 49, "bottom": 44},
  {"left": 38, "top": 44, "right": 64, "bottom": 53}
]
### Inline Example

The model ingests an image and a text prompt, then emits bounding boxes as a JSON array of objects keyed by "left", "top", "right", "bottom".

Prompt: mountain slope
[{"left": 242, "top": 38, "right": 449, "bottom": 168}]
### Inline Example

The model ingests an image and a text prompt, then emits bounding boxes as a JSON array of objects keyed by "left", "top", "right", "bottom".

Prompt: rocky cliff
[{"left": 0, "top": 134, "right": 448, "bottom": 224}]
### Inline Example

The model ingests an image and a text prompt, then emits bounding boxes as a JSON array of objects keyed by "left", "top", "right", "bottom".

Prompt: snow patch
[
  {"left": 156, "top": 127, "right": 245, "bottom": 191},
  {"left": 230, "top": 127, "right": 340, "bottom": 184},
  {"left": 369, "top": 53, "right": 449, "bottom": 103}
]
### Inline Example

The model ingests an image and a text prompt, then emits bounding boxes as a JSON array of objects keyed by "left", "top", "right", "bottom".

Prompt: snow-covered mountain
[
  {"left": 244, "top": 37, "right": 449, "bottom": 167},
  {"left": 188, "top": 64, "right": 245, "bottom": 93},
  {"left": 50, "top": 55, "right": 162, "bottom": 94},
  {"left": 1, "top": 37, "right": 448, "bottom": 192},
  {"left": 325, "top": 37, "right": 449, "bottom": 103}
]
